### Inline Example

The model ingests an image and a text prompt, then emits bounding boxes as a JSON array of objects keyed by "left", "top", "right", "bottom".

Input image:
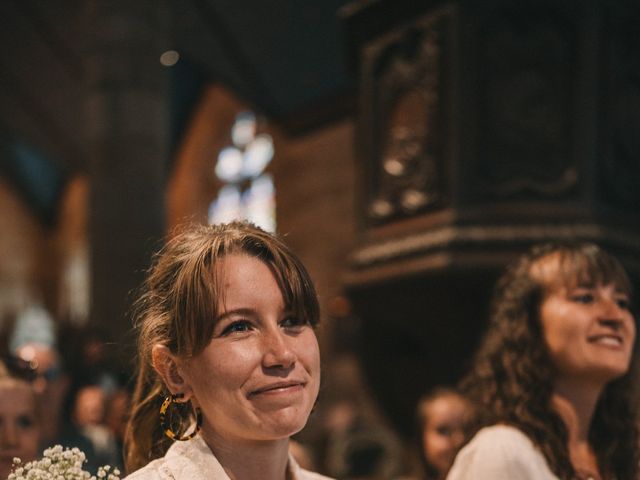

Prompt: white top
[
  {"left": 446, "top": 425, "right": 560, "bottom": 480},
  {"left": 125, "top": 435, "right": 333, "bottom": 480}
]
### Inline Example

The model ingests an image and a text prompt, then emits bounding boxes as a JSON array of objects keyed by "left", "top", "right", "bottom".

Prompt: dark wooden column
[
  {"left": 84, "top": 1, "right": 168, "bottom": 368},
  {"left": 342, "top": 0, "right": 640, "bottom": 437}
]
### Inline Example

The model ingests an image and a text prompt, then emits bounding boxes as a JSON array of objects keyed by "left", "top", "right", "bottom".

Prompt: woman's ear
[{"left": 151, "top": 344, "right": 193, "bottom": 400}]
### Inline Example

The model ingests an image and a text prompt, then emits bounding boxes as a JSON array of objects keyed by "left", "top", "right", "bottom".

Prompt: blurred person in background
[
  {"left": 327, "top": 423, "right": 405, "bottom": 480},
  {"left": 59, "top": 324, "right": 119, "bottom": 395},
  {"left": 60, "top": 382, "right": 120, "bottom": 474},
  {"left": 105, "top": 386, "right": 132, "bottom": 471},
  {"left": 320, "top": 355, "right": 407, "bottom": 480},
  {"left": 10, "top": 303, "right": 69, "bottom": 447},
  {"left": 416, "top": 388, "right": 473, "bottom": 480},
  {"left": 0, "top": 357, "right": 41, "bottom": 478},
  {"left": 447, "top": 242, "right": 639, "bottom": 480}
]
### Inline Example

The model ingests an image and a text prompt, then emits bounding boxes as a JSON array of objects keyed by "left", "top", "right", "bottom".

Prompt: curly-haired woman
[{"left": 447, "top": 242, "right": 639, "bottom": 480}]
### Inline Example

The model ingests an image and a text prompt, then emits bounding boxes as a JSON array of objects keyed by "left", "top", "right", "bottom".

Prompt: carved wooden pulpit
[{"left": 342, "top": 0, "right": 640, "bottom": 437}]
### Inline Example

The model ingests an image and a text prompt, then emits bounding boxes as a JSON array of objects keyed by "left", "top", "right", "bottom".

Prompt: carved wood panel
[
  {"left": 472, "top": 4, "right": 579, "bottom": 200},
  {"left": 359, "top": 6, "right": 452, "bottom": 225},
  {"left": 600, "top": 2, "right": 640, "bottom": 211}
]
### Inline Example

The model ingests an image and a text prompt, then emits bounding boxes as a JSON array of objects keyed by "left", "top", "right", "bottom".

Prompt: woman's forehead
[{"left": 212, "top": 254, "right": 289, "bottom": 307}]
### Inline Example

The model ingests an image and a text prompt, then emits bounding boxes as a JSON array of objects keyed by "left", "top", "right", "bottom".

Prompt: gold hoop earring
[{"left": 159, "top": 393, "right": 202, "bottom": 441}]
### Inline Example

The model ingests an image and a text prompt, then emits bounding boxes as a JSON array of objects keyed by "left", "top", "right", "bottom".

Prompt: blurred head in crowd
[
  {"left": 0, "top": 360, "right": 41, "bottom": 479},
  {"left": 73, "top": 385, "right": 106, "bottom": 427},
  {"left": 13, "top": 343, "right": 62, "bottom": 395},
  {"left": 10, "top": 303, "right": 68, "bottom": 446},
  {"left": 12, "top": 343, "right": 67, "bottom": 445},
  {"left": 106, "top": 388, "right": 131, "bottom": 442},
  {"left": 417, "top": 388, "right": 473, "bottom": 480}
]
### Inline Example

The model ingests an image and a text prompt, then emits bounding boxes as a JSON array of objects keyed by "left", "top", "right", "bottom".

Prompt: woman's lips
[
  {"left": 588, "top": 334, "right": 624, "bottom": 348},
  {"left": 249, "top": 381, "right": 305, "bottom": 397}
]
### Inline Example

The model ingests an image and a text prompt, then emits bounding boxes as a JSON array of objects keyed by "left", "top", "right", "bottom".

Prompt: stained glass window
[{"left": 208, "top": 112, "right": 275, "bottom": 232}]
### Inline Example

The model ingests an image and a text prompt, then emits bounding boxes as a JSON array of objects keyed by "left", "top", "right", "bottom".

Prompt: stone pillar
[{"left": 84, "top": 0, "right": 168, "bottom": 368}]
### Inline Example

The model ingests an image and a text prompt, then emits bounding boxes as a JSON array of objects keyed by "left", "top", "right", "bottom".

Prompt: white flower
[{"left": 10, "top": 445, "right": 121, "bottom": 480}]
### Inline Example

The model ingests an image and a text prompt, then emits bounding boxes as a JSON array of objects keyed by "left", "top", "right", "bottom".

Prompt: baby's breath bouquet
[{"left": 8, "top": 445, "right": 120, "bottom": 480}]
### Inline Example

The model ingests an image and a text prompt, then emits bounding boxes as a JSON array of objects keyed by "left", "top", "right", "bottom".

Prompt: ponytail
[{"left": 124, "top": 359, "right": 169, "bottom": 473}]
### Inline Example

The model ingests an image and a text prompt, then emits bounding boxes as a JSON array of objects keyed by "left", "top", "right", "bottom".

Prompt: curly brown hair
[
  {"left": 460, "top": 242, "right": 639, "bottom": 479},
  {"left": 123, "top": 221, "right": 320, "bottom": 474}
]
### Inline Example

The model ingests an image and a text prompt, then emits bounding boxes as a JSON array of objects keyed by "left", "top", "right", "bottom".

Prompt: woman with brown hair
[
  {"left": 123, "top": 222, "right": 332, "bottom": 480},
  {"left": 447, "top": 242, "right": 639, "bottom": 480},
  {"left": 417, "top": 387, "right": 473, "bottom": 480}
]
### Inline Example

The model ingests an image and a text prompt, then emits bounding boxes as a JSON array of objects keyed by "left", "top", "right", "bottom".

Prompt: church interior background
[{"left": 2, "top": 0, "right": 640, "bottom": 476}]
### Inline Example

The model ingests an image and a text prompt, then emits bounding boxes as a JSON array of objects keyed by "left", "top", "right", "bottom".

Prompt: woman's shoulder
[
  {"left": 446, "top": 425, "right": 559, "bottom": 480},
  {"left": 124, "top": 439, "right": 334, "bottom": 480},
  {"left": 468, "top": 424, "right": 537, "bottom": 445},
  {"left": 125, "top": 460, "right": 334, "bottom": 480},
  {"left": 123, "top": 436, "right": 230, "bottom": 480},
  {"left": 123, "top": 457, "right": 168, "bottom": 480}
]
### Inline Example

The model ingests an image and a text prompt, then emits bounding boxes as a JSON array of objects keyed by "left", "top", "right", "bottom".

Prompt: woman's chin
[{"left": 255, "top": 411, "right": 311, "bottom": 440}]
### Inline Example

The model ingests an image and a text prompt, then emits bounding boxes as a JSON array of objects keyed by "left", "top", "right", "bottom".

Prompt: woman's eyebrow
[{"left": 214, "top": 308, "right": 256, "bottom": 321}]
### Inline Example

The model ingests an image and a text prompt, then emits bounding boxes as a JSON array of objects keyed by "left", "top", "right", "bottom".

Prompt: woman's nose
[
  {"left": 598, "top": 295, "right": 623, "bottom": 316},
  {"left": 262, "top": 329, "right": 296, "bottom": 369},
  {"left": 596, "top": 298, "right": 628, "bottom": 328}
]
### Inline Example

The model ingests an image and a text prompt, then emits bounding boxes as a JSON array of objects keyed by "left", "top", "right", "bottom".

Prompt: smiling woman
[
  {"left": 123, "top": 222, "right": 333, "bottom": 480},
  {"left": 447, "top": 242, "right": 639, "bottom": 480}
]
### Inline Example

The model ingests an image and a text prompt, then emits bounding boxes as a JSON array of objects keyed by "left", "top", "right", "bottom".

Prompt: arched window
[{"left": 208, "top": 111, "right": 276, "bottom": 232}]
